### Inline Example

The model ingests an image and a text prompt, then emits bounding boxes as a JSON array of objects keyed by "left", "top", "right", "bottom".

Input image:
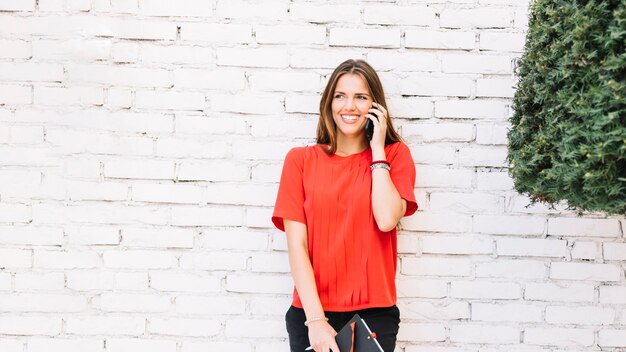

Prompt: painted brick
[
  {"left": 364, "top": 5, "right": 436, "bottom": 26},
  {"left": 225, "top": 319, "right": 287, "bottom": 338},
  {"left": 450, "top": 324, "right": 519, "bottom": 344},
  {"left": 150, "top": 272, "right": 221, "bottom": 293},
  {"left": 442, "top": 54, "right": 513, "bottom": 74},
  {"left": 0, "top": 84, "right": 31, "bottom": 105},
  {"left": 66, "top": 271, "right": 115, "bottom": 291},
  {"left": 174, "top": 115, "right": 247, "bottom": 135},
  {"left": 0, "top": 248, "right": 32, "bottom": 268},
  {"left": 599, "top": 330, "right": 626, "bottom": 347},
  {"left": 397, "top": 323, "right": 446, "bottom": 342},
  {"left": 103, "top": 250, "right": 177, "bottom": 269},
  {"left": 571, "top": 241, "right": 599, "bottom": 260},
  {"left": 256, "top": 25, "right": 326, "bottom": 45},
  {"left": 140, "top": 44, "right": 213, "bottom": 65},
  {"left": 525, "top": 283, "right": 595, "bottom": 302},
  {"left": 401, "top": 74, "right": 473, "bottom": 97},
  {"left": 216, "top": 1, "right": 287, "bottom": 20},
  {"left": 291, "top": 48, "right": 366, "bottom": 69},
  {"left": 176, "top": 296, "right": 246, "bottom": 315},
  {"left": 472, "top": 303, "right": 542, "bottom": 322},
  {"left": 525, "top": 327, "right": 594, "bottom": 347},
  {"left": 121, "top": 227, "right": 195, "bottom": 248},
  {"left": 130, "top": 183, "right": 203, "bottom": 205},
  {"left": 149, "top": 318, "right": 221, "bottom": 337},
  {"left": 422, "top": 234, "right": 493, "bottom": 255},
  {"left": 15, "top": 272, "right": 63, "bottom": 291},
  {"left": 27, "top": 339, "right": 102, "bottom": 352},
  {"left": 66, "top": 64, "right": 171, "bottom": 87},
  {"left": 396, "top": 279, "right": 448, "bottom": 298},
  {"left": 599, "top": 286, "right": 626, "bottom": 304},
  {"left": 97, "top": 293, "right": 170, "bottom": 312},
  {"left": 496, "top": 238, "right": 568, "bottom": 258},
  {"left": 550, "top": 262, "right": 621, "bottom": 282},
  {"left": 135, "top": 90, "right": 206, "bottom": 110},
  {"left": 0, "top": 317, "right": 61, "bottom": 336},
  {"left": 429, "top": 192, "right": 504, "bottom": 213},
  {"left": 548, "top": 218, "right": 621, "bottom": 237},
  {"left": 603, "top": 242, "right": 626, "bottom": 260},
  {"left": 474, "top": 215, "right": 546, "bottom": 235},
  {"left": 104, "top": 339, "right": 176, "bottom": 352},
  {"left": 401, "top": 301, "right": 469, "bottom": 320},
  {"left": 403, "top": 212, "right": 472, "bottom": 233},
  {"left": 65, "top": 317, "right": 144, "bottom": 335},
  {"left": 440, "top": 8, "right": 515, "bottom": 29},
  {"left": 330, "top": 28, "right": 401, "bottom": 48},
  {"left": 171, "top": 206, "right": 244, "bottom": 227},
  {"left": 546, "top": 306, "right": 615, "bottom": 325},
  {"left": 405, "top": 29, "right": 475, "bottom": 50},
  {"left": 217, "top": 47, "right": 289, "bottom": 68},
  {"left": 138, "top": 0, "right": 213, "bottom": 17},
  {"left": 476, "top": 260, "right": 547, "bottom": 279},
  {"left": 480, "top": 31, "right": 526, "bottom": 52},
  {"left": 0, "top": 293, "right": 87, "bottom": 312},
  {"left": 451, "top": 281, "right": 520, "bottom": 299},
  {"left": 33, "top": 39, "right": 109, "bottom": 61},
  {"left": 289, "top": 3, "right": 361, "bottom": 23},
  {"left": 174, "top": 69, "right": 245, "bottom": 90},
  {"left": 226, "top": 274, "right": 293, "bottom": 294},
  {"left": 402, "top": 122, "right": 474, "bottom": 142},
  {"left": 402, "top": 257, "right": 472, "bottom": 277}
]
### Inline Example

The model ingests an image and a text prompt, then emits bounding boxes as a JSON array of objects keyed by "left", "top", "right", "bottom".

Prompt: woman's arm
[
  {"left": 366, "top": 103, "right": 408, "bottom": 232},
  {"left": 284, "top": 219, "right": 340, "bottom": 352},
  {"left": 370, "top": 150, "right": 407, "bottom": 232}
]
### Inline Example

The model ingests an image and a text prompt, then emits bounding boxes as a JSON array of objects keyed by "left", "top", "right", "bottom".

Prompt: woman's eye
[
  {"left": 357, "top": 96, "right": 368, "bottom": 100},
  {"left": 334, "top": 94, "right": 344, "bottom": 99}
]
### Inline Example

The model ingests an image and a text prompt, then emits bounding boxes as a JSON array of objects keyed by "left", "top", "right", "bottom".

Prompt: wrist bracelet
[
  {"left": 370, "top": 160, "right": 388, "bottom": 166},
  {"left": 304, "top": 317, "right": 329, "bottom": 326},
  {"left": 370, "top": 162, "right": 391, "bottom": 171}
]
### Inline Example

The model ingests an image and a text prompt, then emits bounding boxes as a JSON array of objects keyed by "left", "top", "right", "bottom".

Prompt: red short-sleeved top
[{"left": 272, "top": 142, "right": 417, "bottom": 312}]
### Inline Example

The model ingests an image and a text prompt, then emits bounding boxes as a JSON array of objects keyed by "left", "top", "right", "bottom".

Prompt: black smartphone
[{"left": 365, "top": 102, "right": 379, "bottom": 141}]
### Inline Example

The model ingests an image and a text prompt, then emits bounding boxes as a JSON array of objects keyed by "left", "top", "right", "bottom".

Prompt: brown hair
[{"left": 316, "top": 59, "right": 403, "bottom": 155}]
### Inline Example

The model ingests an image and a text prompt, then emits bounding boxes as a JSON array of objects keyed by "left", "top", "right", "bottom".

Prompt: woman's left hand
[{"left": 366, "top": 102, "right": 388, "bottom": 152}]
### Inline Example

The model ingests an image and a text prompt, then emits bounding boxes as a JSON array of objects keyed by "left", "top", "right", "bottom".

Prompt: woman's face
[{"left": 331, "top": 73, "right": 373, "bottom": 140}]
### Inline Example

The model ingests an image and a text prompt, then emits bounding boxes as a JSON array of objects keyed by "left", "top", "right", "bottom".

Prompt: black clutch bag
[{"left": 335, "top": 314, "right": 384, "bottom": 352}]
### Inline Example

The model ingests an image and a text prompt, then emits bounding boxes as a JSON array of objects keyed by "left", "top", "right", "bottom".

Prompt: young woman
[{"left": 272, "top": 59, "right": 418, "bottom": 352}]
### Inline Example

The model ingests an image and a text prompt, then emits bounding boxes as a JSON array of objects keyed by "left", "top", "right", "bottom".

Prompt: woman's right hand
[{"left": 308, "top": 320, "right": 339, "bottom": 352}]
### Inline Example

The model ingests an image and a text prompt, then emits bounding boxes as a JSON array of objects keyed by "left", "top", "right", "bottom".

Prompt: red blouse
[{"left": 272, "top": 142, "right": 417, "bottom": 311}]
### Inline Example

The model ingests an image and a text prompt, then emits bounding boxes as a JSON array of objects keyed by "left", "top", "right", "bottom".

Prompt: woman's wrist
[
  {"left": 371, "top": 148, "right": 386, "bottom": 161},
  {"left": 304, "top": 316, "right": 329, "bottom": 326}
]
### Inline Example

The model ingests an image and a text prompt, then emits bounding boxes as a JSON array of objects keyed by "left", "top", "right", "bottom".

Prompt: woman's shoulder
[{"left": 284, "top": 144, "right": 323, "bottom": 162}]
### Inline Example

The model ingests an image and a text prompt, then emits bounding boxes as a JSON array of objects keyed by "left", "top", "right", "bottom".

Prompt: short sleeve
[
  {"left": 387, "top": 142, "right": 418, "bottom": 216},
  {"left": 272, "top": 148, "right": 307, "bottom": 231}
]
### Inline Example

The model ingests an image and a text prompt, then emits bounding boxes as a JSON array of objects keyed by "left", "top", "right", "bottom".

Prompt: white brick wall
[{"left": 0, "top": 1, "right": 623, "bottom": 351}]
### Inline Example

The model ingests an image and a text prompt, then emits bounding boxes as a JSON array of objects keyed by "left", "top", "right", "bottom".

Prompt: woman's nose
[{"left": 343, "top": 97, "right": 357, "bottom": 110}]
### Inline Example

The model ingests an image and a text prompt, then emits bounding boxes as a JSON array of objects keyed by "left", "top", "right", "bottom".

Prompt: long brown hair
[{"left": 316, "top": 59, "right": 403, "bottom": 155}]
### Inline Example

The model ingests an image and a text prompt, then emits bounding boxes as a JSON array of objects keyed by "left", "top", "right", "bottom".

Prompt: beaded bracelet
[
  {"left": 370, "top": 160, "right": 391, "bottom": 171},
  {"left": 371, "top": 163, "right": 391, "bottom": 171},
  {"left": 304, "top": 317, "right": 329, "bottom": 326}
]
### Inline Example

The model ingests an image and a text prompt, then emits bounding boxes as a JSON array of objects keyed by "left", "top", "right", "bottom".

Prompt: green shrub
[{"left": 508, "top": 0, "right": 626, "bottom": 214}]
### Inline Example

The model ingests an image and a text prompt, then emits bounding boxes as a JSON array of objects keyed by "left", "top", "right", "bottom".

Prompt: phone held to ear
[
  {"left": 365, "top": 102, "right": 381, "bottom": 141},
  {"left": 365, "top": 118, "right": 374, "bottom": 141}
]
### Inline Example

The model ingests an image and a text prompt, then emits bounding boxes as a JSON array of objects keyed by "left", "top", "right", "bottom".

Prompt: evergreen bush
[{"left": 508, "top": 0, "right": 626, "bottom": 214}]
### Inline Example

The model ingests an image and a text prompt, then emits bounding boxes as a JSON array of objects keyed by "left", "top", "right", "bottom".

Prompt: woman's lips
[{"left": 341, "top": 114, "right": 360, "bottom": 124}]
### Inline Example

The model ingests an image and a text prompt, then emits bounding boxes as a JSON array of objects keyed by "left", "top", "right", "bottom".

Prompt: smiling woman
[{"left": 272, "top": 59, "right": 418, "bottom": 352}]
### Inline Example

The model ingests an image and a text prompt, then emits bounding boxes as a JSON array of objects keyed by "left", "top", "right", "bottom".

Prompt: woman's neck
[{"left": 335, "top": 135, "right": 368, "bottom": 156}]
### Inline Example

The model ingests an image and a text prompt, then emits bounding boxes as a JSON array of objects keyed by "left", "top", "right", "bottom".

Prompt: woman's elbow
[{"left": 375, "top": 216, "right": 400, "bottom": 232}]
